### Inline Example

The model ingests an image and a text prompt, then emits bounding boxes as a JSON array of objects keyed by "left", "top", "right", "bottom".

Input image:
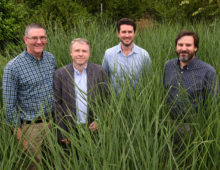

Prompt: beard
[
  {"left": 121, "top": 39, "right": 133, "bottom": 47},
  {"left": 176, "top": 50, "right": 195, "bottom": 63}
]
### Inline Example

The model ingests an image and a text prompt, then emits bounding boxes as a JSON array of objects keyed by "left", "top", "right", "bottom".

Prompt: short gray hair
[
  {"left": 25, "top": 23, "right": 46, "bottom": 36},
  {"left": 70, "top": 38, "right": 90, "bottom": 51}
]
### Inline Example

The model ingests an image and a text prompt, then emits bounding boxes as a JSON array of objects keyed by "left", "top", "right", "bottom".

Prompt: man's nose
[
  {"left": 79, "top": 51, "right": 83, "bottom": 55},
  {"left": 181, "top": 45, "right": 187, "bottom": 50},
  {"left": 36, "top": 38, "right": 42, "bottom": 43}
]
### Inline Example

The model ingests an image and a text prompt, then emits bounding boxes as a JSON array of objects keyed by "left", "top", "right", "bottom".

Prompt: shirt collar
[
  {"left": 177, "top": 56, "right": 198, "bottom": 70},
  {"left": 73, "top": 64, "right": 87, "bottom": 74},
  {"left": 117, "top": 42, "right": 138, "bottom": 55},
  {"left": 25, "top": 50, "right": 44, "bottom": 61}
]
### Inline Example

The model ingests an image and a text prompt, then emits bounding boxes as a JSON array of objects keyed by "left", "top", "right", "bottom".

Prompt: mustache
[{"left": 179, "top": 50, "right": 189, "bottom": 54}]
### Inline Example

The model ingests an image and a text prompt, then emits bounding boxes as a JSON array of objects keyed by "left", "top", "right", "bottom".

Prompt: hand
[
  {"left": 89, "top": 121, "right": 98, "bottom": 132},
  {"left": 15, "top": 127, "right": 28, "bottom": 150},
  {"left": 60, "top": 138, "right": 71, "bottom": 144}
]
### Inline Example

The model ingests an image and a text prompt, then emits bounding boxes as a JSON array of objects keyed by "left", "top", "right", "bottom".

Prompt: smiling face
[
  {"left": 176, "top": 35, "right": 197, "bottom": 63},
  {"left": 117, "top": 24, "right": 136, "bottom": 47},
  {"left": 24, "top": 28, "right": 47, "bottom": 59},
  {"left": 71, "top": 42, "right": 90, "bottom": 69}
]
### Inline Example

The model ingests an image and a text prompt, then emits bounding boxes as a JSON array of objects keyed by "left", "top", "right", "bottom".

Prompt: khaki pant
[{"left": 19, "top": 122, "right": 50, "bottom": 170}]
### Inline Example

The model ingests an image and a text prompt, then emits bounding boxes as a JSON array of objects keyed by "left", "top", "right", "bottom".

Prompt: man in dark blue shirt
[{"left": 163, "top": 31, "right": 218, "bottom": 119}]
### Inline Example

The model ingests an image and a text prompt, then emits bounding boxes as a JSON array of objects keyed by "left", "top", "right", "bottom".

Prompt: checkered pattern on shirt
[
  {"left": 2, "top": 51, "right": 56, "bottom": 126},
  {"left": 163, "top": 57, "right": 218, "bottom": 117}
]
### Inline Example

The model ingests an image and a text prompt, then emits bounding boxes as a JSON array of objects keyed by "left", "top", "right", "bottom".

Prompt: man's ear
[
  {"left": 24, "top": 36, "right": 27, "bottom": 44},
  {"left": 195, "top": 47, "right": 198, "bottom": 53}
]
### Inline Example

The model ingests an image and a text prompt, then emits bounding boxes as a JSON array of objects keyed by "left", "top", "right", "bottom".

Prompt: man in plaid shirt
[{"left": 2, "top": 23, "right": 56, "bottom": 169}]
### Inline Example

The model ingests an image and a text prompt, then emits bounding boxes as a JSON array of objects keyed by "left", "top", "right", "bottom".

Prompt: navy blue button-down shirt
[
  {"left": 163, "top": 57, "right": 218, "bottom": 117},
  {"left": 3, "top": 51, "right": 56, "bottom": 126}
]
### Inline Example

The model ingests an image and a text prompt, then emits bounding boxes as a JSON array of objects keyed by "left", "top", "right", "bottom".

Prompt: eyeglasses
[{"left": 26, "top": 36, "right": 48, "bottom": 42}]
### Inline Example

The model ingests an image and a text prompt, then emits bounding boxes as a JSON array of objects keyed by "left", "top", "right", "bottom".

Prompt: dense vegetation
[
  {"left": 1, "top": 0, "right": 220, "bottom": 50},
  {"left": 0, "top": 21, "right": 219, "bottom": 169}
]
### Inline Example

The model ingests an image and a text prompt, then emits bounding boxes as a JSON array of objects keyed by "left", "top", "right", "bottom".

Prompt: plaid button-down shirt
[{"left": 3, "top": 51, "right": 56, "bottom": 126}]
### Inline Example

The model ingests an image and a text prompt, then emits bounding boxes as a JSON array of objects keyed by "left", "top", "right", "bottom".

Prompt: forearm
[{"left": 3, "top": 67, "right": 20, "bottom": 126}]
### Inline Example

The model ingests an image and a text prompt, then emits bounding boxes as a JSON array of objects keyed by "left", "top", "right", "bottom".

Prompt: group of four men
[{"left": 2, "top": 18, "right": 218, "bottom": 168}]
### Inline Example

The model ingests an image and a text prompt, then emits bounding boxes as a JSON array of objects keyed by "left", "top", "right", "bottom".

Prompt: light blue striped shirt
[
  {"left": 73, "top": 65, "right": 88, "bottom": 124},
  {"left": 102, "top": 43, "right": 151, "bottom": 93}
]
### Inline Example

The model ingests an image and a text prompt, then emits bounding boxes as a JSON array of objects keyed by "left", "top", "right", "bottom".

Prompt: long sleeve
[
  {"left": 2, "top": 65, "right": 20, "bottom": 126},
  {"left": 205, "top": 69, "right": 219, "bottom": 101},
  {"left": 53, "top": 70, "right": 68, "bottom": 140}
]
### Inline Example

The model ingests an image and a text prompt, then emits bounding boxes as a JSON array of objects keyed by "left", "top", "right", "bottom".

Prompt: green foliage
[
  {"left": 151, "top": 0, "right": 220, "bottom": 22},
  {"left": 76, "top": 0, "right": 104, "bottom": 14},
  {"left": 0, "top": 0, "right": 28, "bottom": 48},
  {"left": 74, "top": 0, "right": 220, "bottom": 22},
  {"left": 31, "top": 0, "right": 94, "bottom": 30},
  {"left": 104, "top": 0, "right": 148, "bottom": 20},
  {"left": 1, "top": 21, "right": 220, "bottom": 169}
]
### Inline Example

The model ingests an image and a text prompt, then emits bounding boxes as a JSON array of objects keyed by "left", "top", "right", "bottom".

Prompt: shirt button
[{"left": 181, "top": 71, "right": 183, "bottom": 74}]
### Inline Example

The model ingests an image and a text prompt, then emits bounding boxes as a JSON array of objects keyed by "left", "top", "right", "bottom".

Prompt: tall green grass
[{"left": 0, "top": 20, "right": 219, "bottom": 169}]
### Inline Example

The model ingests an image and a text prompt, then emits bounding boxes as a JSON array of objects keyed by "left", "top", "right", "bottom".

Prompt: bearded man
[{"left": 163, "top": 30, "right": 218, "bottom": 119}]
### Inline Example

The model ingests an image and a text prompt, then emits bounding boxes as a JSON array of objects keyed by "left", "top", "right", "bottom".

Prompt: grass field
[{"left": 0, "top": 20, "right": 219, "bottom": 169}]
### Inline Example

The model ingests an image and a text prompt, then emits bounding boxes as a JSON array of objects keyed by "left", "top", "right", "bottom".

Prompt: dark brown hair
[
  {"left": 175, "top": 30, "right": 199, "bottom": 49},
  {"left": 117, "top": 18, "right": 136, "bottom": 32}
]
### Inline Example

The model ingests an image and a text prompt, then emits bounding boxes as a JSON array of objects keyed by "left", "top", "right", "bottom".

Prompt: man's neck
[
  {"left": 121, "top": 43, "right": 133, "bottom": 57},
  {"left": 73, "top": 63, "right": 87, "bottom": 74},
  {"left": 26, "top": 50, "right": 42, "bottom": 60},
  {"left": 179, "top": 56, "right": 195, "bottom": 69},
  {"left": 34, "top": 55, "right": 42, "bottom": 60}
]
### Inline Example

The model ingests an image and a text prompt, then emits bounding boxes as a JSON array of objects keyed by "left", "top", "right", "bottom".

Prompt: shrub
[
  {"left": 0, "top": 0, "right": 28, "bottom": 49},
  {"left": 31, "top": 0, "right": 94, "bottom": 30}
]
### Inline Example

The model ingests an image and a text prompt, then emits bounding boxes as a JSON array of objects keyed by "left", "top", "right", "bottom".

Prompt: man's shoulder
[
  {"left": 4, "top": 51, "right": 27, "bottom": 70},
  {"left": 88, "top": 62, "right": 105, "bottom": 72},
  {"left": 55, "top": 64, "right": 72, "bottom": 74},
  {"left": 196, "top": 58, "right": 216, "bottom": 73},
  {"left": 165, "top": 58, "right": 177, "bottom": 66},
  {"left": 133, "top": 44, "right": 148, "bottom": 53},
  {"left": 105, "top": 44, "right": 120, "bottom": 55},
  {"left": 43, "top": 51, "right": 55, "bottom": 58}
]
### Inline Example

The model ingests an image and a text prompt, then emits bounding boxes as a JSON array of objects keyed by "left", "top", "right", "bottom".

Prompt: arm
[
  {"left": 53, "top": 70, "right": 69, "bottom": 141},
  {"left": 102, "top": 52, "right": 110, "bottom": 75},
  {"left": 2, "top": 65, "right": 20, "bottom": 126},
  {"left": 139, "top": 50, "right": 151, "bottom": 80},
  {"left": 205, "top": 70, "right": 219, "bottom": 101},
  {"left": 144, "top": 50, "right": 151, "bottom": 70},
  {"left": 98, "top": 67, "right": 110, "bottom": 99},
  {"left": 87, "top": 65, "right": 109, "bottom": 131}
]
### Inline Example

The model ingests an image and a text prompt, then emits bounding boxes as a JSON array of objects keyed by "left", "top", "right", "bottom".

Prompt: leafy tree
[
  {"left": 0, "top": 0, "right": 28, "bottom": 49},
  {"left": 151, "top": 0, "right": 220, "bottom": 22},
  {"left": 31, "top": 0, "right": 93, "bottom": 30}
]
